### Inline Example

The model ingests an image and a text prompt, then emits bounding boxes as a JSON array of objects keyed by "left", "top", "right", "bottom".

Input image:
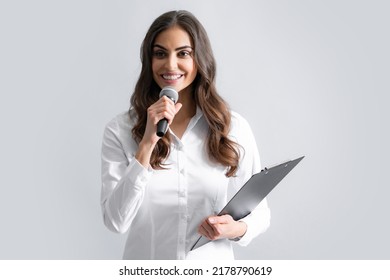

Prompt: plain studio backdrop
[{"left": 0, "top": 0, "right": 389, "bottom": 259}]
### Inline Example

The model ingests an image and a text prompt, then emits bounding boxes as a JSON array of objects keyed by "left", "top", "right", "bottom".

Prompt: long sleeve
[
  {"left": 100, "top": 109, "right": 269, "bottom": 259},
  {"left": 228, "top": 112, "right": 271, "bottom": 246},
  {"left": 101, "top": 116, "right": 153, "bottom": 234}
]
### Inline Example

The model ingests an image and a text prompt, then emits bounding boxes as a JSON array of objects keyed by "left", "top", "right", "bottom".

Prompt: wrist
[
  {"left": 135, "top": 140, "right": 156, "bottom": 168},
  {"left": 139, "top": 139, "right": 156, "bottom": 152},
  {"left": 232, "top": 221, "right": 247, "bottom": 241}
]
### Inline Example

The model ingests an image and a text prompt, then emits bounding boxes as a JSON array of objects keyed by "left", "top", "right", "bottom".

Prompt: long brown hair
[{"left": 130, "top": 10, "right": 240, "bottom": 177}]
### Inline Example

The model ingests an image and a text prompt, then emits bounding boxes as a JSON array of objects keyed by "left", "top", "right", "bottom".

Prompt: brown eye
[
  {"left": 153, "top": 50, "right": 166, "bottom": 58},
  {"left": 178, "top": 50, "right": 191, "bottom": 58}
]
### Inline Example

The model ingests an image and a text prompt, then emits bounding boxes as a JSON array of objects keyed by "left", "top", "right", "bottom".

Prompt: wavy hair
[{"left": 130, "top": 10, "right": 240, "bottom": 177}]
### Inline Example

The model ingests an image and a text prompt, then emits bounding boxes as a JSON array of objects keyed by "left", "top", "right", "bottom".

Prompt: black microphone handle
[
  {"left": 156, "top": 87, "right": 178, "bottom": 137},
  {"left": 156, "top": 118, "right": 168, "bottom": 137}
]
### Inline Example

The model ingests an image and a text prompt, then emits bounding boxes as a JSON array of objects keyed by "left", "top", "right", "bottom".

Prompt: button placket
[{"left": 176, "top": 143, "right": 188, "bottom": 258}]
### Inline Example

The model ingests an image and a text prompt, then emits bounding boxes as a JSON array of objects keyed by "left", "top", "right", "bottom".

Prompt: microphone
[{"left": 156, "top": 86, "right": 179, "bottom": 137}]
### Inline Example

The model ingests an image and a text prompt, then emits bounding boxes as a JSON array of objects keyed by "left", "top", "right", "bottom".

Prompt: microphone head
[{"left": 159, "top": 86, "right": 178, "bottom": 104}]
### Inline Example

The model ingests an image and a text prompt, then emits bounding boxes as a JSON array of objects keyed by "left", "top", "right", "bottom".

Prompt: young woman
[{"left": 101, "top": 10, "right": 270, "bottom": 260}]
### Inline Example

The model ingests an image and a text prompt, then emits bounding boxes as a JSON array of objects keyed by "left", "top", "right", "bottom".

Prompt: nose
[{"left": 165, "top": 54, "right": 178, "bottom": 70}]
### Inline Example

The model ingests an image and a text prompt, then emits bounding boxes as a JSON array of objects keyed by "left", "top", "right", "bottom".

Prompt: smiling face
[{"left": 152, "top": 26, "right": 197, "bottom": 93}]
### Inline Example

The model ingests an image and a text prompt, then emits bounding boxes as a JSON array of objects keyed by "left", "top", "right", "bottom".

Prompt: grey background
[{"left": 0, "top": 0, "right": 389, "bottom": 259}]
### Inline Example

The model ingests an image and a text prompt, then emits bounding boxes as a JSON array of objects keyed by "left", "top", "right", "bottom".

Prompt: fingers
[
  {"left": 138, "top": 96, "right": 181, "bottom": 153},
  {"left": 147, "top": 96, "right": 180, "bottom": 125},
  {"left": 208, "top": 215, "right": 233, "bottom": 225},
  {"left": 198, "top": 215, "right": 234, "bottom": 240},
  {"left": 147, "top": 97, "right": 173, "bottom": 124},
  {"left": 199, "top": 220, "right": 218, "bottom": 240},
  {"left": 175, "top": 102, "right": 183, "bottom": 116}
]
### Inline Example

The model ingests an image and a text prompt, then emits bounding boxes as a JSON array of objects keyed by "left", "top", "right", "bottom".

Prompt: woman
[{"left": 101, "top": 10, "right": 270, "bottom": 260}]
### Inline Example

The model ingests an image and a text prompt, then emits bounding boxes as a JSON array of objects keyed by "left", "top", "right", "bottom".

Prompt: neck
[{"left": 175, "top": 86, "right": 196, "bottom": 121}]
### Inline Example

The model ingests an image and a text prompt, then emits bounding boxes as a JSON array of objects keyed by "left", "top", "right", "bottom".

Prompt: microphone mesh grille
[{"left": 159, "top": 87, "right": 178, "bottom": 103}]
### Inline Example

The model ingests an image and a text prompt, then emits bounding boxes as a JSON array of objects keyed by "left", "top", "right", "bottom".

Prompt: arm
[
  {"left": 197, "top": 112, "right": 271, "bottom": 244},
  {"left": 100, "top": 118, "right": 152, "bottom": 234},
  {"left": 229, "top": 113, "right": 271, "bottom": 246},
  {"left": 135, "top": 96, "right": 182, "bottom": 168},
  {"left": 101, "top": 98, "right": 182, "bottom": 233}
]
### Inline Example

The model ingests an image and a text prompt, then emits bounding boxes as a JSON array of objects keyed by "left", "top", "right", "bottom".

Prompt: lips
[{"left": 162, "top": 74, "right": 183, "bottom": 80}]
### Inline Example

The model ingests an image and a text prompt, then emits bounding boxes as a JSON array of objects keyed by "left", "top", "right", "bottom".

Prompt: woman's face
[{"left": 152, "top": 26, "right": 197, "bottom": 93}]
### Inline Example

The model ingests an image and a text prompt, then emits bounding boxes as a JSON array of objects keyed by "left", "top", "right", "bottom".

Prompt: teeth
[{"left": 162, "top": 74, "right": 182, "bottom": 80}]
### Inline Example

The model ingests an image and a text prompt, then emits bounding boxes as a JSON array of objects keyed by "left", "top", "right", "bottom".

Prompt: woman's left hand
[{"left": 198, "top": 214, "right": 247, "bottom": 240}]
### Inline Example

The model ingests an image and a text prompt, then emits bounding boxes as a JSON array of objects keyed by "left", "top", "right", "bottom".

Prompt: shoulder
[
  {"left": 102, "top": 110, "right": 138, "bottom": 154},
  {"left": 105, "top": 110, "right": 135, "bottom": 132},
  {"left": 229, "top": 110, "right": 258, "bottom": 150},
  {"left": 228, "top": 111, "right": 261, "bottom": 179},
  {"left": 231, "top": 111, "right": 249, "bottom": 124},
  {"left": 230, "top": 111, "right": 253, "bottom": 135},
  {"left": 103, "top": 110, "right": 136, "bottom": 142}
]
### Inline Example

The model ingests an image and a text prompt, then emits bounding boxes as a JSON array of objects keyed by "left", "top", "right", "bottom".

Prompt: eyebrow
[{"left": 153, "top": 44, "right": 193, "bottom": 51}]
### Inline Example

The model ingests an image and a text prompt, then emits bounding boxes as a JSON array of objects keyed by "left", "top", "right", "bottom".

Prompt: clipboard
[{"left": 191, "top": 156, "right": 304, "bottom": 251}]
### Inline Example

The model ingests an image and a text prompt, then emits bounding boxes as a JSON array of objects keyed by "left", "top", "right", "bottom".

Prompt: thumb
[
  {"left": 209, "top": 215, "right": 232, "bottom": 224},
  {"left": 175, "top": 103, "right": 183, "bottom": 114}
]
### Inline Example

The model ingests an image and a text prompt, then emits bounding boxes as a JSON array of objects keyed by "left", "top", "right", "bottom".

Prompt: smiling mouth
[{"left": 162, "top": 74, "right": 183, "bottom": 80}]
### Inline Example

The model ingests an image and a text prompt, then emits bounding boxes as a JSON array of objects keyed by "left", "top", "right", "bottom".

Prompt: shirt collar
[
  {"left": 187, "top": 106, "right": 203, "bottom": 131},
  {"left": 169, "top": 106, "right": 204, "bottom": 143}
]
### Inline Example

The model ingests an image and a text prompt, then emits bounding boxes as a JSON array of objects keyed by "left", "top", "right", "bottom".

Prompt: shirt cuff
[
  {"left": 124, "top": 159, "right": 154, "bottom": 190},
  {"left": 233, "top": 199, "right": 271, "bottom": 247},
  {"left": 233, "top": 217, "right": 253, "bottom": 246}
]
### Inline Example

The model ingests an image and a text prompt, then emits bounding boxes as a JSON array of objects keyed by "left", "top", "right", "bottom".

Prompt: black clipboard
[{"left": 191, "top": 156, "right": 304, "bottom": 251}]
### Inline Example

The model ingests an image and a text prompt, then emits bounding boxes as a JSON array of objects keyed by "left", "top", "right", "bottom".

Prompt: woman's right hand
[
  {"left": 144, "top": 96, "right": 182, "bottom": 145},
  {"left": 135, "top": 96, "right": 182, "bottom": 168}
]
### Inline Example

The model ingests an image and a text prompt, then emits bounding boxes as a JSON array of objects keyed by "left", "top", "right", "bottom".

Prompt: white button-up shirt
[{"left": 101, "top": 107, "right": 270, "bottom": 260}]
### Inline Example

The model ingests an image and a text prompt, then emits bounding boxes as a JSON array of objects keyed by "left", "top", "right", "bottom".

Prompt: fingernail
[{"left": 209, "top": 218, "right": 215, "bottom": 223}]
